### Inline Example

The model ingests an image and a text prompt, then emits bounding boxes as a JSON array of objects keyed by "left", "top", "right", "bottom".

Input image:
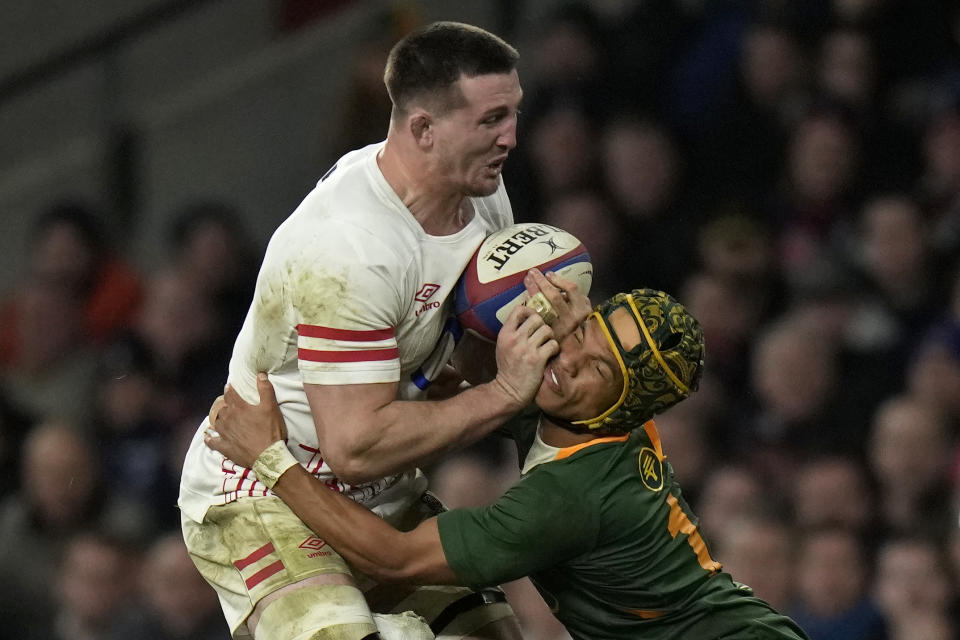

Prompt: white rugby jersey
[{"left": 179, "top": 142, "right": 513, "bottom": 523}]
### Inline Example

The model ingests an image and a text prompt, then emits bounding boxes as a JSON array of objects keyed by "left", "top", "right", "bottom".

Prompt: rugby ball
[{"left": 454, "top": 223, "right": 592, "bottom": 341}]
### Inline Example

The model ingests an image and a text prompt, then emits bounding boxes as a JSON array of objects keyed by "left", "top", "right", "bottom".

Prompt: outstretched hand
[
  {"left": 523, "top": 268, "right": 592, "bottom": 342},
  {"left": 492, "top": 303, "right": 559, "bottom": 406},
  {"left": 204, "top": 374, "right": 287, "bottom": 468}
]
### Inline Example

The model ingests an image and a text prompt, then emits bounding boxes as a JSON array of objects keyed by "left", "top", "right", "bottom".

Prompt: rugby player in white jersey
[{"left": 178, "top": 21, "right": 587, "bottom": 640}]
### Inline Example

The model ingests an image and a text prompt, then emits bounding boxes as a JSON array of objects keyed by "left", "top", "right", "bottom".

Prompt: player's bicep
[
  {"left": 304, "top": 381, "right": 397, "bottom": 475},
  {"left": 397, "top": 518, "right": 459, "bottom": 584}
]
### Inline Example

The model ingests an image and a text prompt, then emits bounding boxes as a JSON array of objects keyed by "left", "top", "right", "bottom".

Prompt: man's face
[
  {"left": 430, "top": 70, "right": 522, "bottom": 197},
  {"left": 535, "top": 307, "right": 637, "bottom": 422}
]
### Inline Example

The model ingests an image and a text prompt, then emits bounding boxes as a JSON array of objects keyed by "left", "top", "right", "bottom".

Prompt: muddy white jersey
[{"left": 179, "top": 142, "right": 513, "bottom": 523}]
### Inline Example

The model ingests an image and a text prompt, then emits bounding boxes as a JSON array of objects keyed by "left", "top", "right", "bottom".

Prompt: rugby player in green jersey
[{"left": 206, "top": 286, "right": 809, "bottom": 640}]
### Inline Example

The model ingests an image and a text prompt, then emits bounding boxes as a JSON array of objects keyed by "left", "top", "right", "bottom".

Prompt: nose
[
  {"left": 554, "top": 341, "right": 586, "bottom": 377},
  {"left": 497, "top": 115, "right": 518, "bottom": 150}
]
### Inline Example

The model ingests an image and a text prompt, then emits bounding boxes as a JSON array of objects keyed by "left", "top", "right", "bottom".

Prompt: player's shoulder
[{"left": 270, "top": 147, "right": 413, "bottom": 253}]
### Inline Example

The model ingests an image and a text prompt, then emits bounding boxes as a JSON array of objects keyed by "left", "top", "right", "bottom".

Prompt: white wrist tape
[{"left": 252, "top": 441, "right": 299, "bottom": 489}]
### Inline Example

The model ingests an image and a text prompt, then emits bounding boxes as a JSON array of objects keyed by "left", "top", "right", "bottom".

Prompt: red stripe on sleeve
[
  {"left": 244, "top": 559, "right": 285, "bottom": 589},
  {"left": 298, "top": 347, "right": 399, "bottom": 363},
  {"left": 297, "top": 324, "right": 395, "bottom": 341},
  {"left": 234, "top": 542, "right": 275, "bottom": 570}
]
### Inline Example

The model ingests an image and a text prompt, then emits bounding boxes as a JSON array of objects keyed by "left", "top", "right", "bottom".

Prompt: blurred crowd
[{"left": 0, "top": 1, "right": 958, "bottom": 639}]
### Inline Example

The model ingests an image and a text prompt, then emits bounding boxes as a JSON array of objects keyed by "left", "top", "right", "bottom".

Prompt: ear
[{"left": 409, "top": 111, "right": 433, "bottom": 148}]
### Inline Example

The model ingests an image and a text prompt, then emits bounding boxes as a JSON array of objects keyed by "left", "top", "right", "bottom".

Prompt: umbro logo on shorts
[
  {"left": 299, "top": 536, "right": 327, "bottom": 550},
  {"left": 300, "top": 537, "right": 332, "bottom": 558}
]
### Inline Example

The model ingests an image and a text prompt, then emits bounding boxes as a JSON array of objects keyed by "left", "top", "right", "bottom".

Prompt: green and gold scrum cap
[{"left": 573, "top": 288, "right": 705, "bottom": 434}]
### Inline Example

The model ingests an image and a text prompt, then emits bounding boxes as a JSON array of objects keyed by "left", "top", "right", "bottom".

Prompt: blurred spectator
[
  {"left": 680, "top": 270, "right": 765, "bottom": 403},
  {"left": 792, "top": 455, "right": 875, "bottom": 537},
  {"left": 599, "top": 116, "right": 696, "bottom": 294},
  {"left": 53, "top": 532, "right": 144, "bottom": 640},
  {"left": 874, "top": 535, "right": 957, "bottom": 640},
  {"left": 506, "top": 2, "right": 609, "bottom": 219},
  {"left": 697, "top": 212, "right": 778, "bottom": 290},
  {"left": 0, "top": 421, "right": 149, "bottom": 639},
  {"left": 907, "top": 315, "right": 960, "bottom": 421},
  {"left": 133, "top": 267, "right": 224, "bottom": 422},
  {"left": 690, "top": 20, "right": 807, "bottom": 209},
  {"left": 0, "top": 275, "right": 99, "bottom": 424},
  {"left": 789, "top": 526, "right": 887, "bottom": 640},
  {"left": 510, "top": 98, "right": 602, "bottom": 221},
  {"left": 694, "top": 463, "right": 776, "bottom": 538},
  {"left": 166, "top": 200, "right": 258, "bottom": 341},
  {"left": 786, "top": 280, "right": 904, "bottom": 435},
  {"left": 919, "top": 102, "right": 960, "bottom": 268},
  {"left": 742, "top": 313, "right": 851, "bottom": 475},
  {"left": 0, "top": 200, "right": 146, "bottom": 424},
  {"left": 0, "top": 201, "right": 143, "bottom": 348},
  {"left": 91, "top": 336, "right": 180, "bottom": 530},
  {"left": 685, "top": 211, "right": 784, "bottom": 399},
  {"left": 770, "top": 104, "right": 863, "bottom": 296},
  {"left": 853, "top": 194, "right": 942, "bottom": 351},
  {"left": 112, "top": 533, "right": 231, "bottom": 640},
  {"left": 522, "top": 2, "right": 612, "bottom": 110},
  {"left": 712, "top": 514, "right": 796, "bottom": 612},
  {"left": 815, "top": 27, "right": 920, "bottom": 188},
  {"left": 867, "top": 394, "right": 954, "bottom": 537},
  {"left": 817, "top": 28, "right": 876, "bottom": 111},
  {"left": 603, "top": 0, "right": 695, "bottom": 116}
]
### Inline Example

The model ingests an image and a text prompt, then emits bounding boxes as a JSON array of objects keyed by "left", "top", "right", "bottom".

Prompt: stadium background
[{"left": 0, "top": 1, "right": 958, "bottom": 638}]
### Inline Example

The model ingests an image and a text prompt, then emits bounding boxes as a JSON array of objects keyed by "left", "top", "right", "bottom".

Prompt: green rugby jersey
[{"left": 437, "top": 419, "right": 808, "bottom": 640}]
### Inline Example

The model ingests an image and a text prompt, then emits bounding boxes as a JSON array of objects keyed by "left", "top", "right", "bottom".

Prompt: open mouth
[
  {"left": 487, "top": 157, "right": 506, "bottom": 173},
  {"left": 544, "top": 365, "right": 561, "bottom": 393}
]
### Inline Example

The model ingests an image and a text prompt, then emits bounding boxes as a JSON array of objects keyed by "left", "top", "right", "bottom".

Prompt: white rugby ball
[{"left": 453, "top": 223, "right": 593, "bottom": 340}]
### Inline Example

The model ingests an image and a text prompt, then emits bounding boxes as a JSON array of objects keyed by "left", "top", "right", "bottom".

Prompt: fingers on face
[{"left": 531, "top": 323, "right": 556, "bottom": 349}]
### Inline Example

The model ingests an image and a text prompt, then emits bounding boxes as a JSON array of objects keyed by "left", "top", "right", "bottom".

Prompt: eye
[{"left": 595, "top": 360, "right": 610, "bottom": 380}]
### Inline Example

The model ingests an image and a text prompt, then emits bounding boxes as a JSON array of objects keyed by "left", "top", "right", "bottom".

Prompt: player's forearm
[
  {"left": 272, "top": 464, "right": 456, "bottom": 584},
  {"left": 334, "top": 380, "right": 524, "bottom": 483}
]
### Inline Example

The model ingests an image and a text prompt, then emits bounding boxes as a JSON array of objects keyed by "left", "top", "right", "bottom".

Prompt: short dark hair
[{"left": 383, "top": 21, "right": 519, "bottom": 116}]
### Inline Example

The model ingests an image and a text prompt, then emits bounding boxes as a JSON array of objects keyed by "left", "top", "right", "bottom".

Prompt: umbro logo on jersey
[
  {"left": 415, "top": 283, "right": 442, "bottom": 317},
  {"left": 639, "top": 447, "right": 664, "bottom": 491},
  {"left": 415, "top": 283, "right": 441, "bottom": 302}
]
